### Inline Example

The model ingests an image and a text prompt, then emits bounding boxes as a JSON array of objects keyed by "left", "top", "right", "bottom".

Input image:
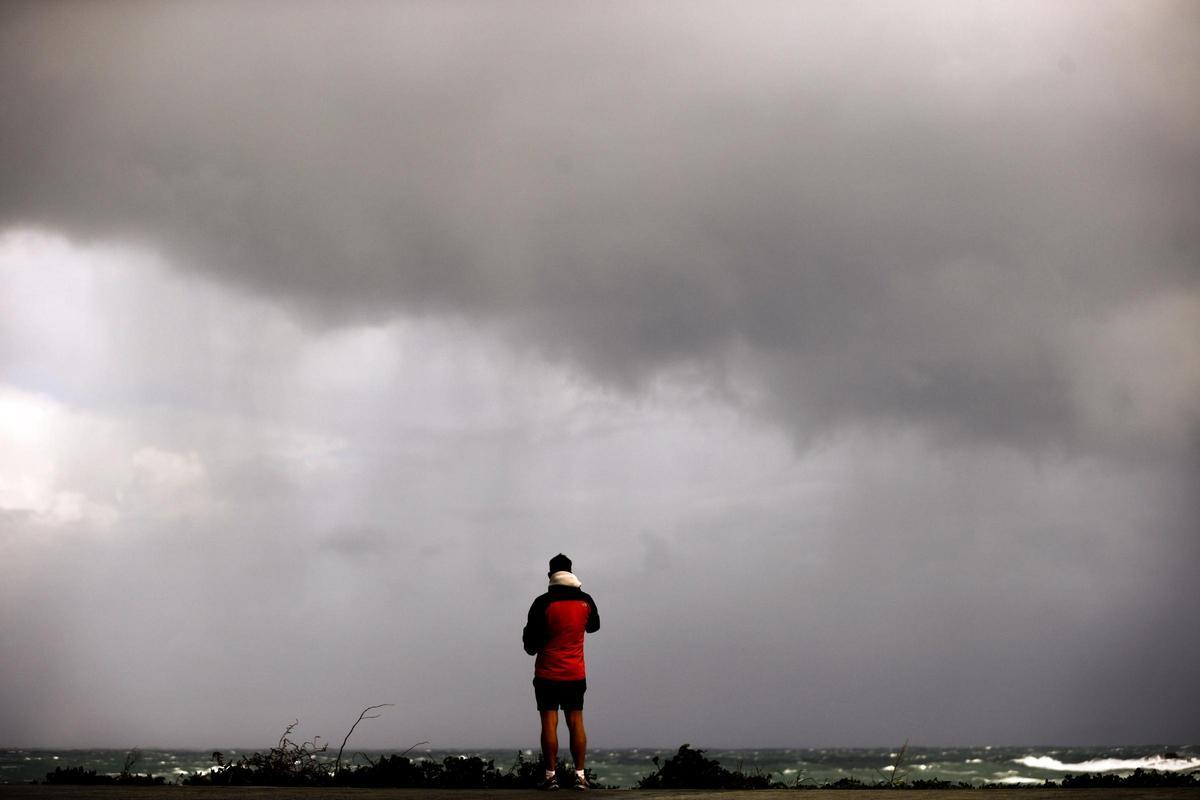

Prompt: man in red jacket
[{"left": 522, "top": 553, "right": 600, "bottom": 790}]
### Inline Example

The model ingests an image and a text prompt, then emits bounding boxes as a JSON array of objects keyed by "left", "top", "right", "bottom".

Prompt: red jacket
[{"left": 522, "top": 584, "right": 600, "bottom": 681}]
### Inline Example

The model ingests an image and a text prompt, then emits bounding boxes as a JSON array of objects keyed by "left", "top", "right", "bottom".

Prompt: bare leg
[
  {"left": 539, "top": 710, "right": 559, "bottom": 772},
  {"left": 564, "top": 709, "right": 587, "bottom": 770}
]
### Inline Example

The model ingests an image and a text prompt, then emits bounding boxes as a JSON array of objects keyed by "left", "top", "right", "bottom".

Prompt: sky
[{"left": 1, "top": 1, "right": 1197, "bottom": 750}]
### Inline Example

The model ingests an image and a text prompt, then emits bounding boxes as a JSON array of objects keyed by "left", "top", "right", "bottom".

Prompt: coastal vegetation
[
  {"left": 35, "top": 744, "right": 1200, "bottom": 790},
  {"left": 176, "top": 711, "right": 605, "bottom": 789},
  {"left": 635, "top": 744, "right": 777, "bottom": 789},
  {"left": 26, "top": 714, "right": 1200, "bottom": 790},
  {"left": 183, "top": 741, "right": 601, "bottom": 789},
  {"left": 43, "top": 749, "right": 165, "bottom": 786}
]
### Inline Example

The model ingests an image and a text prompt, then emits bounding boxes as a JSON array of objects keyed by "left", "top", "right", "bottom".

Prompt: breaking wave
[
  {"left": 994, "top": 775, "right": 1044, "bottom": 785},
  {"left": 1014, "top": 755, "right": 1200, "bottom": 773}
]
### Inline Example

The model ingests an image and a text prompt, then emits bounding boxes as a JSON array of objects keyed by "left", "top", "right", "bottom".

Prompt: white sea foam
[
  {"left": 994, "top": 775, "right": 1044, "bottom": 785},
  {"left": 965, "top": 758, "right": 983, "bottom": 763},
  {"left": 173, "top": 764, "right": 222, "bottom": 776},
  {"left": 1014, "top": 755, "right": 1200, "bottom": 773}
]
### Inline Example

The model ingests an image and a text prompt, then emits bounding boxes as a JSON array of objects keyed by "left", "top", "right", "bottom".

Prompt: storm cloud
[
  {"left": 1, "top": 1, "right": 1197, "bottom": 749},
  {"left": 5, "top": 0, "right": 1198, "bottom": 450}
]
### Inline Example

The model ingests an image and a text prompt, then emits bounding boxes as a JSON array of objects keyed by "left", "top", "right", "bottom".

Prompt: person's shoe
[
  {"left": 573, "top": 772, "right": 589, "bottom": 790},
  {"left": 536, "top": 775, "right": 559, "bottom": 791}
]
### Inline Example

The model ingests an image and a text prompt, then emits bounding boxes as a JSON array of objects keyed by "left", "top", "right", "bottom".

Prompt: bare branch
[
  {"left": 278, "top": 720, "right": 300, "bottom": 750},
  {"left": 398, "top": 740, "right": 429, "bottom": 759},
  {"left": 334, "top": 703, "right": 394, "bottom": 774},
  {"left": 877, "top": 739, "right": 910, "bottom": 788}
]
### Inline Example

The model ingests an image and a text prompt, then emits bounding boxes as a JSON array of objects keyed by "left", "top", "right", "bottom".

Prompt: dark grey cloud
[
  {"left": 3, "top": 1, "right": 1197, "bottom": 454},
  {"left": 1, "top": 1, "right": 1198, "bottom": 752}
]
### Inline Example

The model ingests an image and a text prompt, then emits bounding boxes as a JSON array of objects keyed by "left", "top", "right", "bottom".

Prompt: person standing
[{"left": 522, "top": 553, "right": 600, "bottom": 790}]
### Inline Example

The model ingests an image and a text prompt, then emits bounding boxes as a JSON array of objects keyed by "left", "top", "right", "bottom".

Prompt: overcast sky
[{"left": 1, "top": 1, "right": 1197, "bottom": 750}]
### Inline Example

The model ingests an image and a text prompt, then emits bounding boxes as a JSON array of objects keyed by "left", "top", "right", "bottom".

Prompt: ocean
[{"left": 3, "top": 744, "right": 1198, "bottom": 788}]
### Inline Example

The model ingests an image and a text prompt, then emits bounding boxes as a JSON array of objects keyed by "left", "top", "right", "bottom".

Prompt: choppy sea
[{"left": 4, "top": 744, "right": 1197, "bottom": 788}]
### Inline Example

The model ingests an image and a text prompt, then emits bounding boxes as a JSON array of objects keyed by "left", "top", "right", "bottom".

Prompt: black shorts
[{"left": 533, "top": 677, "right": 586, "bottom": 711}]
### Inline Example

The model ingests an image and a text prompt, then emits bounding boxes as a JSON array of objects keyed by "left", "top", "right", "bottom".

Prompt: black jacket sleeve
[
  {"left": 522, "top": 596, "right": 546, "bottom": 655},
  {"left": 585, "top": 593, "right": 600, "bottom": 634}
]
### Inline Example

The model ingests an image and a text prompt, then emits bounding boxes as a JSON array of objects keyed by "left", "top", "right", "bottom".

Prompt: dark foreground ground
[{"left": 2, "top": 788, "right": 1199, "bottom": 800}]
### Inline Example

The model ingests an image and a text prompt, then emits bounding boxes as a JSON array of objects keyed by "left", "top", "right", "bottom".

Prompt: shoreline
[
  {"left": 7, "top": 745, "right": 1196, "bottom": 793},
  {"left": 4, "top": 788, "right": 1200, "bottom": 800}
]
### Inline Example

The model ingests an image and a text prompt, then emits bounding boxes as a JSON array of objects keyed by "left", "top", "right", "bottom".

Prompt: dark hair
[{"left": 548, "top": 553, "right": 572, "bottom": 573}]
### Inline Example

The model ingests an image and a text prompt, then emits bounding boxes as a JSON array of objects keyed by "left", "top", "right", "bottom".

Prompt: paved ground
[{"left": 2, "top": 788, "right": 1199, "bottom": 800}]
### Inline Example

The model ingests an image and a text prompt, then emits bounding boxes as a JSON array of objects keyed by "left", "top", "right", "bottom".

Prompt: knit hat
[{"left": 548, "top": 553, "right": 573, "bottom": 573}]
